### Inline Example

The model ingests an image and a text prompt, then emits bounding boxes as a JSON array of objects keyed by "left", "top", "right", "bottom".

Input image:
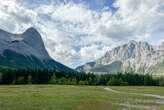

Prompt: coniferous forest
[{"left": 0, "top": 67, "right": 164, "bottom": 86}]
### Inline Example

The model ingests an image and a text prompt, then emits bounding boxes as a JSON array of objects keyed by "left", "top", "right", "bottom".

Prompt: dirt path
[
  {"left": 104, "top": 87, "right": 164, "bottom": 100},
  {"left": 104, "top": 87, "right": 164, "bottom": 110}
]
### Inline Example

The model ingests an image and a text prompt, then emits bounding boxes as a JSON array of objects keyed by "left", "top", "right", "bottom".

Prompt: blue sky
[
  {"left": 0, "top": 0, "right": 164, "bottom": 67},
  {"left": 22, "top": 0, "right": 117, "bottom": 13},
  {"left": 22, "top": 0, "right": 115, "bottom": 8}
]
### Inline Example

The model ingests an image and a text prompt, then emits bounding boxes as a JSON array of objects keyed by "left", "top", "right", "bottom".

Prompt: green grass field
[{"left": 0, "top": 85, "right": 164, "bottom": 110}]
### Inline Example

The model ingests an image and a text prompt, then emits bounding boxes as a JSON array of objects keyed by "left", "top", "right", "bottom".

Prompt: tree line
[
  {"left": 49, "top": 72, "right": 164, "bottom": 86},
  {"left": 0, "top": 68, "right": 164, "bottom": 86}
]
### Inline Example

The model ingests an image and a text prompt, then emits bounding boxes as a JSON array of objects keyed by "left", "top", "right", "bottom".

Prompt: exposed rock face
[
  {"left": 76, "top": 40, "right": 164, "bottom": 75},
  {"left": 0, "top": 27, "right": 73, "bottom": 73}
]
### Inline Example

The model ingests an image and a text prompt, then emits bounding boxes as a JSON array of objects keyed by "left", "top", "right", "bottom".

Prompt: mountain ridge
[
  {"left": 76, "top": 40, "right": 164, "bottom": 75},
  {"left": 0, "top": 27, "right": 74, "bottom": 73}
]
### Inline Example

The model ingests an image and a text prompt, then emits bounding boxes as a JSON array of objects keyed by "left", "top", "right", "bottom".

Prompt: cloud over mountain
[{"left": 0, "top": 0, "right": 163, "bottom": 68}]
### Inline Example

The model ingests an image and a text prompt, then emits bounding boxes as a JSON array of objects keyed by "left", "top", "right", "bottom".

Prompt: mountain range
[
  {"left": 1, "top": 27, "right": 164, "bottom": 75},
  {"left": 0, "top": 27, "right": 73, "bottom": 73},
  {"left": 76, "top": 40, "right": 164, "bottom": 75}
]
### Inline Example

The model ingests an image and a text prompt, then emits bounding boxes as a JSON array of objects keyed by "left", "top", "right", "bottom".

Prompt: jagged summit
[
  {"left": 76, "top": 41, "right": 164, "bottom": 75},
  {"left": 22, "top": 27, "right": 49, "bottom": 59},
  {"left": 0, "top": 27, "right": 40, "bottom": 42},
  {"left": 0, "top": 28, "right": 73, "bottom": 72}
]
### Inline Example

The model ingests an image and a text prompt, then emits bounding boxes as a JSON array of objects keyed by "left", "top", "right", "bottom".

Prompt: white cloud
[
  {"left": 0, "top": 0, "right": 37, "bottom": 32},
  {"left": 114, "top": 0, "right": 164, "bottom": 40},
  {"left": 80, "top": 44, "right": 109, "bottom": 62},
  {"left": 0, "top": 0, "right": 163, "bottom": 68}
]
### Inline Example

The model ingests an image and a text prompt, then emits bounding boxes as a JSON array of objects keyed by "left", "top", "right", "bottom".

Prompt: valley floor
[{"left": 0, "top": 85, "right": 164, "bottom": 110}]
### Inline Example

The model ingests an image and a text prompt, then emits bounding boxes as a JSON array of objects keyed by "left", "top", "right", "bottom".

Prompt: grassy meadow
[{"left": 0, "top": 85, "right": 164, "bottom": 110}]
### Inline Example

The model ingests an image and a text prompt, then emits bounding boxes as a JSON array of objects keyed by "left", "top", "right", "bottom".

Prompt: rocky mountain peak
[
  {"left": 103, "top": 41, "right": 153, "bottom": 62},
  {"left": 76, "top": 40, "right": 164, "bottom": 75},
  {"left": 24, "top": 27, "right": 39, "bottom": 34},
  {"left": 128, "top": 40, "right": 137, "bottom": 45},
  {"left": 0, "top": 27, "right": 73, "bottom": 72},
  {"left": 22, "top": 27, "right": 50, "bottom": 59},
  {"left": 23, "top": 27, "right": 42, "bottom": 40}
]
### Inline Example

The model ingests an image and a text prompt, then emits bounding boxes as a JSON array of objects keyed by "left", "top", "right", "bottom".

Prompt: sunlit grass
[{"left": 0, "top": 85, "right": 163, "bottom": 110}]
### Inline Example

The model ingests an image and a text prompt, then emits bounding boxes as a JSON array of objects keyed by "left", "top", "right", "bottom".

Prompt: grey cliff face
[{"left": 76, "top": 40, "right": 164, "bottom": 75}]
